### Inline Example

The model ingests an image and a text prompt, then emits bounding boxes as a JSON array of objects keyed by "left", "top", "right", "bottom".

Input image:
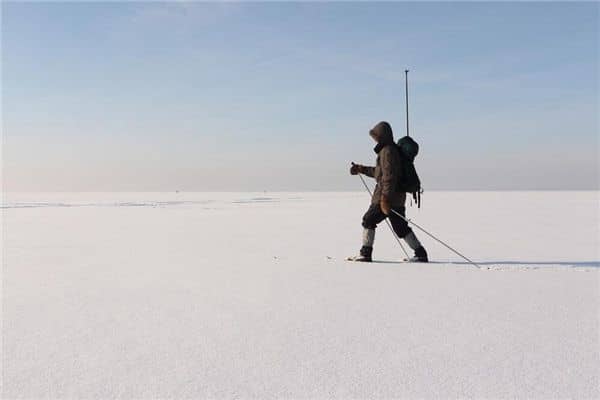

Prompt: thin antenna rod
[{"left": 405, "top": 69, "right": 410, "bottom": 137}]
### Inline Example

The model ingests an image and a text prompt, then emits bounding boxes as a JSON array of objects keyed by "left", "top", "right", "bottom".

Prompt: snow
[{"left": 2, "top": 191, "right": 599, "bottom": 398}]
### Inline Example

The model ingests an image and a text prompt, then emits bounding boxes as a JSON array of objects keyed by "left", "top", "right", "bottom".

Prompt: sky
[{"left": 2, "top": 1, "right": 598, "bottom": 191}]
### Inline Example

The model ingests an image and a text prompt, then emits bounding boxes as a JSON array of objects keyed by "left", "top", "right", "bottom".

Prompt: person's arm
[
  {"left": 361, "top": 165, "right": 375, "bottom": 178},
  {"left": 350, "top": 162, "right": 375, "bottom": 178}
]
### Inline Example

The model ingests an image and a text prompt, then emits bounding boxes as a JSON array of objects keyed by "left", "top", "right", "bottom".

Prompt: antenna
[{"left": 404, "top": 69, "right": 410, "bottom": 137}]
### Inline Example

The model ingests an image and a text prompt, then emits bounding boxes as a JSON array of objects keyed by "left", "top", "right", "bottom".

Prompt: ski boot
[
  {"left": 347, "top": 246, "right": 373, "bottom": 262},
  {"left": 406, "top": 246, "right": 428, "bottom": 263}
]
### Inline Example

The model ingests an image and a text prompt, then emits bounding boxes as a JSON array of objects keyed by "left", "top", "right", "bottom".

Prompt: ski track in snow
[
  {"left": 1, "top": 196, "right": 292, "bottom": 209},
  {"left": 2, "top": 191, "right": 599, "bottom": 398},
  {"left": 1, "top": 200, "right": 213, "bottom": 209}
]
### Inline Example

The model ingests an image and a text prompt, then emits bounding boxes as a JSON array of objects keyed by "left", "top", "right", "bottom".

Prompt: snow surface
[{"left": 2, "top": 191, "right": 599, "bottom": 398}]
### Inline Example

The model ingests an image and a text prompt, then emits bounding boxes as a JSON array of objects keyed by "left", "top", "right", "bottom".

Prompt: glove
[
  {"left": 380, "top": 196, "right": 391, "bottom": 215},
  {"left": 350, "top": 162, "right": 362, "bottom": 175}
]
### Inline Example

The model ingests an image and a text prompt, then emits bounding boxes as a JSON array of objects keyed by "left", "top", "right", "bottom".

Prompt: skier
[{"left": 349, "top": 121, "right": 428, "bottom": 262}]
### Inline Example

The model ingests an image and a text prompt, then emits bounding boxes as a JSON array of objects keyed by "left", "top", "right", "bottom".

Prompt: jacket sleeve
[
  {"left": 360, "top": 165, "right": 375, "bottom": 178},
  {"left": 379, "top": 147, "right": 397, "bottom": 199}
]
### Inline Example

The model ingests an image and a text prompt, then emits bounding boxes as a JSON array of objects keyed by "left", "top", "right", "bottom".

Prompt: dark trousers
[{"left": 362, "top": 203, "right": 412, "bottom": 239}]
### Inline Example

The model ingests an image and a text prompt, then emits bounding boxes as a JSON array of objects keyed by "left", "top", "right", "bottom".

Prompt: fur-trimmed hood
[{"left": 369, "top": 121, "right": 394, "bottom": 153}]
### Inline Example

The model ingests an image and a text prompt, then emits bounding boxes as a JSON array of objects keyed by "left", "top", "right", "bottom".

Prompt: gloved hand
[
  {"left": 380, "top": 196, "right": 391, "bottom": 215},
  {"left": 350, "top": 162, "right": 362, "bottom": 175}
]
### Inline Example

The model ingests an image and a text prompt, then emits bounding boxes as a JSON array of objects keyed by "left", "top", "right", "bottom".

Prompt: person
[{"left": 349, "top": 121, "right": 428, "bottom": 262}]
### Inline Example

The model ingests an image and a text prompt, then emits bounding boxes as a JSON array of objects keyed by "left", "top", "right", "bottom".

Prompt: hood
[{"left": 370, "top": 121, "right": 394, "bottom": 153}]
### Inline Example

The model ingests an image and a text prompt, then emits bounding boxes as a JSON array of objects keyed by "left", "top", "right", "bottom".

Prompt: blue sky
[{"left": 2, "top": 1, "right": 598, "bottom": 191}]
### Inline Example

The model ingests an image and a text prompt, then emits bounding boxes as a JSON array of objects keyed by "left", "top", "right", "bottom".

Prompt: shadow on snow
[{"left": 373, "top": 260, "right": 599, "bottom": 268}]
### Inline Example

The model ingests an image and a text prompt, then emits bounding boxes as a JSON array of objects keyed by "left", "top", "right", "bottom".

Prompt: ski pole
[
  {"left": 358, "top": 174, "right": 481, "bottom": 269},
  {"left": 388, "top": 207, "right": 482, "bottom": 269},
  {"left": 357, "top": 173, "right": 410, "bottom": 259}
]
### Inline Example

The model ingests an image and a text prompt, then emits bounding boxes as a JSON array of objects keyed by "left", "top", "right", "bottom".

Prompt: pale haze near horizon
[{"left": 2, "top": 2, "right": 598, "bottom": 192}]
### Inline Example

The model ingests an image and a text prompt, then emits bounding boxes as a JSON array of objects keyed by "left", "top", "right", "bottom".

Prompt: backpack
[{"left": 396, "top": 136, "right": 422, "bottom": 207}]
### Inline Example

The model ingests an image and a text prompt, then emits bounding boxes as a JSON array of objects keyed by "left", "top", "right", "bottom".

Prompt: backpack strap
[{"left": 412, "top": 189, "right": 422, "bottom": 208}]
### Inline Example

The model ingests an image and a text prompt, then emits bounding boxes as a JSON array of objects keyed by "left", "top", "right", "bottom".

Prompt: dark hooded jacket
[{"left": 362, "top": 121, "right": 406, "bottom": 207}]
